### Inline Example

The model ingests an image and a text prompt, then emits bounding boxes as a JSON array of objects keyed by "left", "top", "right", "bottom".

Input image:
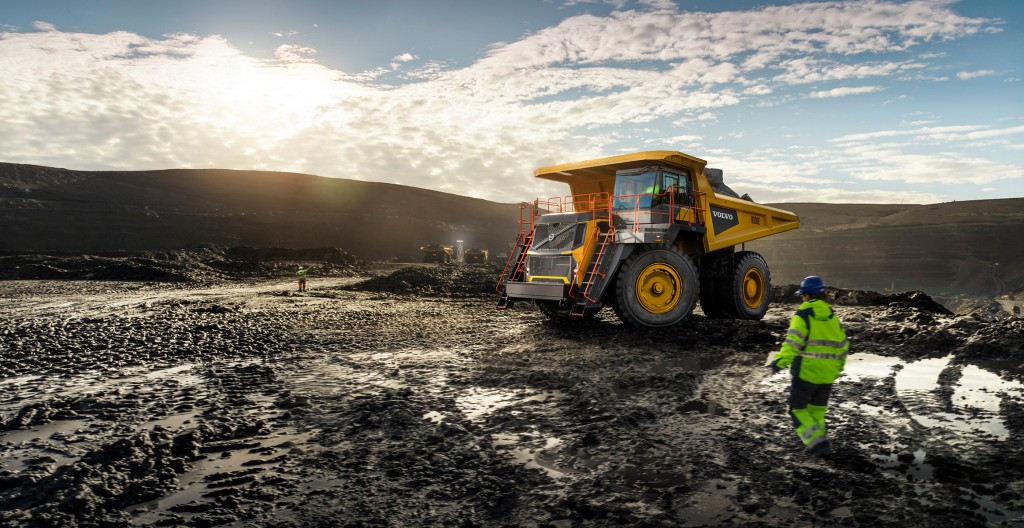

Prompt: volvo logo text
[{"left": 712, "top": 210, "right": 735, "bottom": 221}]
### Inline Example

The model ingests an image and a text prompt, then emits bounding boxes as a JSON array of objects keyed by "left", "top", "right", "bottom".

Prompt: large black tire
[
  {"left": 534, "top": 300, "right": 600, "bottom": 322},
  {"left": 720, "top": 251, "right": 771, "bottom": 320},
  {"left": 614, "top": 246, "right": 699, "bottom": 328},
  {"left": 699, "top": 275, "right": 727, "bottom": 318},
  {"left": 535, "top": 300, "right": 567, "bottom": 320}
]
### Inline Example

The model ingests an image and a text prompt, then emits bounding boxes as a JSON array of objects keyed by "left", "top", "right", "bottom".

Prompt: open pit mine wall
[{"left": 747, "top": 222, "right": 1024, "bottom": 298}]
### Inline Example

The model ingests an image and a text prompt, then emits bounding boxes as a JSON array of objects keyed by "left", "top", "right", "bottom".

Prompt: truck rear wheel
[
  {"left": 699, "top": 276, "right": 726, "bottom": 318},
  {"left": 614, "top": 247, "right": 698, "bottom": 328},
  {"left": 722, "top": 251, "right": 771, "bottom": 320}
]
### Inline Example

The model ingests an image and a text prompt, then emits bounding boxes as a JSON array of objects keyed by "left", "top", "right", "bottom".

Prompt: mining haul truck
[
  {"left": 421, "top": 244, "right": 454, "bottom": 263},
  {"left": 496, "top": 151, "right": 800, "bottom": 328},
  {"left": 465, "top": 248, "right": 490, "bottom": 264}
]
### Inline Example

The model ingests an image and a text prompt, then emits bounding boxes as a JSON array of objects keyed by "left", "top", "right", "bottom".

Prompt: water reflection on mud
[{"left": 844, "top": 353, "right": 1024, "bottom": 441}]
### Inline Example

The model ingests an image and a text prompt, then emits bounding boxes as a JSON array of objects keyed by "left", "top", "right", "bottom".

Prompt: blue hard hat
[{"left": 798, "top": 276, "right": 827, "bottom": 295}]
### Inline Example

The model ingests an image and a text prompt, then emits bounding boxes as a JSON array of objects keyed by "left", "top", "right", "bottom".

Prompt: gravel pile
[{"left": 345, "top": 263, "right": 501, "bottom": 296}]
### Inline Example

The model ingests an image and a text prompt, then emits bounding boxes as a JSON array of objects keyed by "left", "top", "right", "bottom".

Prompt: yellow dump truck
[
  {"left": 496, "top": 151, "right": 800, "bottom": 328},
  {"left": 465, "top": 248, "right": 490, "bottom": 264},
  {"left": 420, "top": 244, "right": 454, "bottom": 263}
]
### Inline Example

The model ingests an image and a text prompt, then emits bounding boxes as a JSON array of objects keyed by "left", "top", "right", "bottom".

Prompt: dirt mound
[
  {"left": 772, "top": 284, "right": 953, "bottom": 315},
  {"left": 0, "top": 245, "right": 366, "bottom": 282},
  {"left": 346, "top": 263, "right": 500, "bottom": 296}
]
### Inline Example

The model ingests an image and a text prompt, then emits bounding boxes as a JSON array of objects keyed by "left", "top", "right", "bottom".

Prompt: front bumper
[{"left": 504, "top": 281, "right": 567, "bottom": 301}]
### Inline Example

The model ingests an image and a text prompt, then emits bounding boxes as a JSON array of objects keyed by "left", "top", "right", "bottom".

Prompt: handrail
[
  {"left": 496, "top": 230, "right": 534, "bottom": 293},
  {"left": 605, "top": 187, "right": 703, "bottom": 232},
  {"left": 523, "top": 188, "right": 704, "bottom": 233}
]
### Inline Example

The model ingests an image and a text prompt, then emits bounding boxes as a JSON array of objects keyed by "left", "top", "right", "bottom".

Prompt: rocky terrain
[{"left": 2, "top": 262, "right": 1024, "bottom": 527}]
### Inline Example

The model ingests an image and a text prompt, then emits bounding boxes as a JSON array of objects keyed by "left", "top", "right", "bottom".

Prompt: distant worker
[
  {"left": 770, "top": 276, "right": 849, "bottom": 458},
  {"left": 1014, "top": 305, "right": 1021, "bottom": 317},
  {"left": 296, "top": 265, "right": 308, "bottom": 292}
]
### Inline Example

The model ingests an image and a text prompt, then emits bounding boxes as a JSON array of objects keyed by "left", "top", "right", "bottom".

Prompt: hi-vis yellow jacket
[{"left": 776, "top": 299, "right": 849, "bottom": 384}]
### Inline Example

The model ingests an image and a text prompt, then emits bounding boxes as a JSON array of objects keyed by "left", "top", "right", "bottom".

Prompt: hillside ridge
[{"left": 2, "top": 162, "right": 1022, "bottom": 296}]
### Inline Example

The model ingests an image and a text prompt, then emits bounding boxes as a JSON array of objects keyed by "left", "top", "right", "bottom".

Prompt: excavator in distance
[{"left": 496, "top": 151, "right": 800, "bottom": 328}]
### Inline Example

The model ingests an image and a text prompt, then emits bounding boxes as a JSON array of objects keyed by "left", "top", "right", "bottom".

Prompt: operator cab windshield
[{"left": 612, "top": 168, "right": 659, "bottom": 210}]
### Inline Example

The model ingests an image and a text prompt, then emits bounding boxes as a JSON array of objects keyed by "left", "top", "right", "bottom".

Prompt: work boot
[{"left": 808, "top": 439, "right": 831, "bottom": 459}]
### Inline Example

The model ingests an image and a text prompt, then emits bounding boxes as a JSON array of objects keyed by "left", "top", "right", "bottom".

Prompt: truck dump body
[{"left": 533, "top": 151, "right": 799, "bottom": 252}]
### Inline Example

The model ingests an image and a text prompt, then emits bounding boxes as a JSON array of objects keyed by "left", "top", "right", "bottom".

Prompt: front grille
[
  {"left": 532, "top": 223, "right": 582, "bottom": 252},
  {"left": 527, "top": 255, "right": 573, "bottom": 280}
]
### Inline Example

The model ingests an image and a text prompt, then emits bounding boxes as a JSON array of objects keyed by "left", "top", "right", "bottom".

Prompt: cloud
[
  {"left": 824, "top": 124, "right": 1024, "bottom": 187},
  {"left": 274, "top": 44, "right": 317, "bottom": 63},
  {"left": 832, "top": 124, "right": 1024, "bottom": 144},
  {"left": 773, "top": 59, "right": 925, "bottom": 85},
  {"left": 31, "top": 21, "right": 57, "bottom": 32},
  {"left": 563, "top": 0, "right": 630, "bottom": 9},
  {"left": 806, "top": 85, "right": 884, "bottom": 99},
  {"left": 735, "top": 183, "right": 944, "bottom": 205},
  {"left": 0, "top": 3, "right": 1004, "bottom": 204},
  {"left": 842, "top": 153, "right": 1024, "bottom": 185},
  {"left": 390, "top": 52, "right": 417, "bottom": 70},
  {"left": 484, "top": 1, "right": 988, "bottom": 69},
  {"left": 637, "top": 0, "right": 677, "bottom": 10},
  {"left": 956, "top": 69, "right": 995, "bottom": 80}
]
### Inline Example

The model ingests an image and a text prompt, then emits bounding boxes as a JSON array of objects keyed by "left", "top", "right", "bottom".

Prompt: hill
[
  {"left": 2, "top": 162, "right": 1022, "bottom": 297},
  {"left": 748, "top": 199, "right": 1024, "bottom": 297},
  {"left": 0, "top": 162, "right": 520, "bottom": 261}
]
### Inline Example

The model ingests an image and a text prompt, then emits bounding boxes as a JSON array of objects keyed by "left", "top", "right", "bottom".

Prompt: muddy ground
[{"left": 2, "top": 263, "right": 1024, "bottom": 527}]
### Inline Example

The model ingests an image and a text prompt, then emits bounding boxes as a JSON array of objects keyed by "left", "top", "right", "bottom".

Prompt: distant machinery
[
  {"left": 465, "top": 248, "right": 490, "bottom": 264},
  {"left": 420, "top": 244, "right": 454, "bottom": 263}
]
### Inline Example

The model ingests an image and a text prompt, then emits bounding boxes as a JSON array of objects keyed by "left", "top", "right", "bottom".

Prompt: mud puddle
[
  {"left": 127, "top": 428, "right": 318, "bottom": 526},
  {"left": 843, "top": 353, "right": 1024, "bottom": 442}
]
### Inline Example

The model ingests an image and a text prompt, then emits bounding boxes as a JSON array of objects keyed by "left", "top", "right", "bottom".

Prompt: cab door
[{"left": 662, "top": 170, "right": 694, "bottom": 224}]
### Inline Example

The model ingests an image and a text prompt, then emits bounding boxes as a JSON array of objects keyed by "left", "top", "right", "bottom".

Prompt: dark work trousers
[{"left": 789, "top": 377, "right": 833, "bottom": 448}]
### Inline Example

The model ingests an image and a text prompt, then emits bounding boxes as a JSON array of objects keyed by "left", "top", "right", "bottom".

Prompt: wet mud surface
[{"left": 3, "top": 264, "right": 1024, "bottom": 527}]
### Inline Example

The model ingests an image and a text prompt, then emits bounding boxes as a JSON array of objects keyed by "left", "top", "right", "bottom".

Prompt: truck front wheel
[{"left": 615, "top": 247, "right": 698, "bottom": 328}]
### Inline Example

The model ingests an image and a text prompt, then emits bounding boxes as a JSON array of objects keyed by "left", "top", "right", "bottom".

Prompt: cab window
[
  {"left": 662, "top": 170, "right": 691, "bottom": 206},
  {"left": 613, "top": 168, "right": 658, "bottom": 210}
]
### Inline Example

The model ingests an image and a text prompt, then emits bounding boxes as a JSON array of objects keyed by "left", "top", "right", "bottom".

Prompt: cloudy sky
[{"left": 1, "top": 0, "right": 1021, "bottom": 204}]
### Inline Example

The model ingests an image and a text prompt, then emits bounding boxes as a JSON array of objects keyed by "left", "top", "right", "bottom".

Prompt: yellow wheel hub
[
  {"left": 742, "top": 268, "right": 765, "bottom": 309},
  {"left": 636, "top": 263, "right": 682, "bottom": 314}
]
